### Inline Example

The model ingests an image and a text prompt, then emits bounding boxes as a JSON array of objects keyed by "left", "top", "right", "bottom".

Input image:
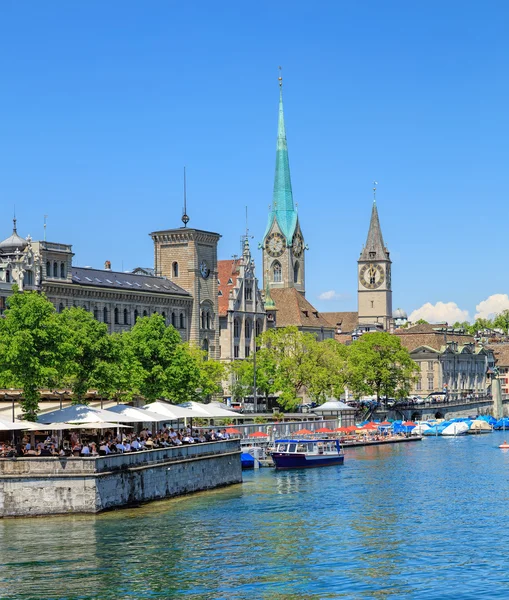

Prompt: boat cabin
[{"left": 274, "top": 439, "right": 341, "bottom": 455}]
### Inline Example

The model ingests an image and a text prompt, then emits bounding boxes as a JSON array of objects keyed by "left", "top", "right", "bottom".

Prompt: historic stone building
[
  {"left": 150, "top": 226, "right": 221, "bottom": 359},
  {"left": 0, "top": 220, "right": 193, "bottom": 338},
  {"left": 395, "top": 323, "right": 493, "bottom": 398}
]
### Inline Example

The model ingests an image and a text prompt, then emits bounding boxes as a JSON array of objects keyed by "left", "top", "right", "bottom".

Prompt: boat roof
[{"left": 275, "top": 438, "right": 337, "bottom": 444}]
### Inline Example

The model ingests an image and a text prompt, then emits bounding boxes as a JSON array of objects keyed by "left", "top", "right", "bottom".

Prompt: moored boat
[{"left": 271, "top": 438, "right": 344, "bottom": 470}]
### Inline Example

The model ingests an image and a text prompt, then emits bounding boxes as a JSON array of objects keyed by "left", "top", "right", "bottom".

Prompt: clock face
[
  {"left": 199, "top": 260, "right": 210, "bottom": 279},
  {"left": 360, "top": 263, "right": 385, "bottom": 289},
  {"left": 292, "top": 233, "right": 303, "bottom": 258},
  {"left": 266, "top": 232, "right": 285, "bottom": 258}
]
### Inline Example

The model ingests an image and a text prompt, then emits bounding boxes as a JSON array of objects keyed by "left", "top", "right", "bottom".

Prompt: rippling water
[{"left": 2, "top": 434, "right": 509, "bottom": 599}]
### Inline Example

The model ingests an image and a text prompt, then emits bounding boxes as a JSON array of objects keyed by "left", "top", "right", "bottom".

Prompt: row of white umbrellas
[{"left": 0, "top": 400, "right": 241, "bottom": 431}]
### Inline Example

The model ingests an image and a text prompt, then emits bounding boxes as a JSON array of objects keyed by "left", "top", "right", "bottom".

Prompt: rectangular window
[
  {"left": 416, "top": 379, "right": 422, "bottom": 391},
  {"left": 234, "top": 345, "right": 239, "bottom": 358},
  {"left": 428, "top": 377, "right": 434, "bottom": 391},
  {"left": 245, "top": 346, "right": 250, "bottom": 358},
  {"left": 428, "top": 361, "right": 433, "bottom": 371}
]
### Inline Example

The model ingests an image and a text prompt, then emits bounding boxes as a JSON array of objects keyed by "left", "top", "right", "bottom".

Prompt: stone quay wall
[{"left": 0, "top": 440, "right": 242, "bottom": 517}]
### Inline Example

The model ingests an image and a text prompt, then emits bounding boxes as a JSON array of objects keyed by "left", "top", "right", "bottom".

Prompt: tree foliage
[
  {"left": 0, "top": 292, "right": 226, "bottom": 418},
  {"left": 346, "top": 331, "right": 419, "bottom": 400}
]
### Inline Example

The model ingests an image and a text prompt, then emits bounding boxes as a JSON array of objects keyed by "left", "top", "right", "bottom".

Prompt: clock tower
[
  {"left": 357, "top": 194, "right": 392, "bottom": 330},
  {"left": 261, "top": 76, "right": 306, "bottom": 295}
]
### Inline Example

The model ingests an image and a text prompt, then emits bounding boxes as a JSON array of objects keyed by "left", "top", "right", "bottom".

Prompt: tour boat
[{"left": 271, "top": 438, "right": 344, "bottom": 470}]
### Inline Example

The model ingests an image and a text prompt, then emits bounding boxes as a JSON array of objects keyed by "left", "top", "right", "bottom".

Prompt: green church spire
[{"left": 264, "top": 73, "right": 298, "bottom": 244}]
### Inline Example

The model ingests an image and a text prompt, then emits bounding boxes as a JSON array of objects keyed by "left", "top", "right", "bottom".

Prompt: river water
[{"left": 2, "top": 433, "right": 509, "bottom": 599}]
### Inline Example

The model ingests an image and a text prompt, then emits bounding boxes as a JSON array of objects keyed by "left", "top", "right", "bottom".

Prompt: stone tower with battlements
[{"left": 150, "top": 227, "right": 221, "bottom": 359}]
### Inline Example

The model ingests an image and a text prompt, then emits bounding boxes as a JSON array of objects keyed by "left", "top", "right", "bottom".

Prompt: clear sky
[{"left": 1, "top": 1, "right": 508, "bottom": 322}]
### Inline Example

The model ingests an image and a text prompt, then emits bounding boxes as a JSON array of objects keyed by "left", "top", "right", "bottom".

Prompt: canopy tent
[
  {"left": 142, "top": 401, "right": 196, "bottom": 420},
  {"left": 225, "top": 427, "right": 241, "bottom": 434},
  {"left": 295, "top": 428, "right": 313, "bottom": 435},
  {"left": 312, "top": 400, "right": 353, "bottom": 414},
  {"left": 316, "top": 427, "right": 334, "bottom": 433},
  {"left": 248, "top": 431, "right": 268, "bottom": 438},
  {"left": 106, "top": 404, "right": 164, "bottom": 423},
  {"left": 66, "top": 422, "right": 133, "bottom": 430},
  {"left": 37, "top": 404, "right": 136, "bottom": 424}
]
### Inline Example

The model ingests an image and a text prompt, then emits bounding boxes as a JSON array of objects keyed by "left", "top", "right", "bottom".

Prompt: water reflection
[{"left": 3, "top": 436, "right": 509, "bottom": 598}]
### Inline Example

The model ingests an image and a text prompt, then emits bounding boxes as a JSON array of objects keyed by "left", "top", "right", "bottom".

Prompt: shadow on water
[{"left": 3, "top": 436, "right": 509, "bottom": 598}]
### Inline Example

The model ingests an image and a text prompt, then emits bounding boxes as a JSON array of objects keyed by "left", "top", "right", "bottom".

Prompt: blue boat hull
[
  {"left": 272, "top": 452, "right": 345, "bottom": 470},
  {"left": 241, "top": 452, "right": 255, "bottom": 469}
]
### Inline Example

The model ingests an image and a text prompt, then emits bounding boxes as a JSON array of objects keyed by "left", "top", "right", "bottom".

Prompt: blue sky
[{"left": 1, "top": 1, "right": 508, "bottom": 322}]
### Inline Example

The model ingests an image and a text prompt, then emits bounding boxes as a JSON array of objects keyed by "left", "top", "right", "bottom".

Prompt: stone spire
[
  {"left": 360, "top": 201, "right": 389, "bottom": 261},
  {"left": 263, "top": 73, "right": 298, "bottom": 244}
]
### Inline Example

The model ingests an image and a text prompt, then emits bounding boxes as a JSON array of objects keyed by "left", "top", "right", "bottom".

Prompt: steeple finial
[
  {"left": 373, "top": 181, "right": 378, "bottom": 204},
  {"left": 181, "top": 166, "right": 190, "bottom": 227},
  {"left": 278, "top": 65, "right": 282, "bottom": 88},
  {"left": 13, "top": 206, "right": 17, "bottom": 234}
]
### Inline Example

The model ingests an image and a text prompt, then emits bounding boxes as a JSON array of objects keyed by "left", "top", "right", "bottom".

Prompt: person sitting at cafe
[{"left": 80, "top": 444, "right": 90, "bottom": 456}]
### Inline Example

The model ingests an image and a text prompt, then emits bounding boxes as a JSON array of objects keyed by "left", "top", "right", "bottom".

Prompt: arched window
[
  {"left": 234, "top": 319, "right": 240, "bottom": 338},
  {"left": 134, "top": 309, "right": 139, "bottom": 322},
  {"left": 114, "top": 307, "right": 119, "bottom": 324},
  {"left": 293, "top": 261, "right": 299, "bottom": 283},
  {"left": 206, "top": 312, "right": 211, "bottom": 329},
  {"left": 5, "top": 271, "right": 10, "bottom": 283},
  {"left": 143, "top": 310, "right": 147, "bottom": 317},
  {"left": 202, "top": 338, "right": 209, "bottom": 358},
  {"left": 172, "top": 262, "right": 179, "bottom": 277},
  {"left": 161, "top": 311, "right": 166, "bottom": 322},
  {"left": 25, "top": 270, "right": 33, "bottom": 285},
  {"left": 53, "top": 262, "right": 58, "bottom": 277},
  {"left": 58, "top": 303, "right": 64, "bottom": 313},
  {"left": 60, "top": 263, "right": 66, "bottom": 278},
  {"left": 201, "top": 311, "right": 206, "bottom": 329},
  {"left": 124, "top": 308, "right": 128, "bottom": 325},
  {"left": 171, "top": 312, "right": 176, "bottom": 327},
  {"left": 46, "top": 261, "right": 51, "bottom": 277},
  {"left": 273, "top": 261, "right": 282, "bottom": 283},
  {"left": 245, "top": 319, "right": 251, "bottom": 338},
  {"left": 256, "top": 319, "right": 262, "bottom": 337},
  {"left": 94, "top": 307, "right": 99, "bottom": 320},
  {"left": 103, "top": 307, "right": 108, "bottom": 323},
  {"left": 180, "top": 313, "right": 185, "bottom": 329}
]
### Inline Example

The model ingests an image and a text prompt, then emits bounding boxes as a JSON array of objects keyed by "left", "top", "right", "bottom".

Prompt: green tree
[
  {"left": 346, "top": 331, "right": 419, "bottom": 401},
  {"left": 0, "top": 290, "right": 65, "bottom": 420},
  {"left": 414, "top": 319, "right": 429, "bottom": 325},
  {"left": 57, "top": 306, "right": 113, "bottom": 403},
  {"left": 494, "top": 310, "right": 509, "bottom": 334}
]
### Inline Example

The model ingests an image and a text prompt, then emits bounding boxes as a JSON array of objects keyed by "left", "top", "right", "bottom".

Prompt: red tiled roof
[
  {"left": 270, "top": 288, "right": 335, "bottom": 331},
  {"left": 217, "top": 259, "right": 240, "bottom": 316}
]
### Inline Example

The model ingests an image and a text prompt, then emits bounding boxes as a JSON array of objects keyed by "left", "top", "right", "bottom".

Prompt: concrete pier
[{"left": 0, "top": 440, "right": 242, "bottom": 517}]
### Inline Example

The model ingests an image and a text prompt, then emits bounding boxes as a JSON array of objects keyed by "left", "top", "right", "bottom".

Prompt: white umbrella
[
  {"left": 181, "top": 401, "right": 240, "bottom": 419},
  {"left": 37, "top": 404, "right": 136, "bottom": 424},
  {"left": 100, "top": 404, "right": 162, "bottom": 423},
  {"left": 313, "top": 400, "right": 353, "bottom": 414},
  {"left": 0, "top": 418, "right": 39, "bottom": 431},
  {"left": 142, "top": 401, "right": 195, "bottom": 420},
  {"left": 66, "top": 422, "right": 133, "bottom": 430}
]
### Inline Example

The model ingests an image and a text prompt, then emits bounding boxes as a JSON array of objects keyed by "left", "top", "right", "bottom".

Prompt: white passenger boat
[{"left": 271, "top": 438, "right": 344, "bottom": 470}]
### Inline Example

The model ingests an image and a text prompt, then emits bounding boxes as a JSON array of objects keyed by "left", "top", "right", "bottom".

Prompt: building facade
[{"left": 0, "top": 222, "right": 193, "bottom": 338}]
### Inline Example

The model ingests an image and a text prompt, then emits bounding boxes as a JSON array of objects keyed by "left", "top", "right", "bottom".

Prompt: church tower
[
  {"left": 261, "top": 75, "right": 306, "bottom": 295},
  {"left": 357, "top": 189, "right": 392, "bottom": 330}
]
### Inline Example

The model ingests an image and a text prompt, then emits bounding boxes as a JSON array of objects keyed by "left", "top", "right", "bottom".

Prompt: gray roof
[
  {"left": 359, "top": 202, "right": 389, "bottom": 261},
  {"left": 70, "top": 267, "right": 190, "bottom": 296},
  {"left": 0, "top": 220, "right": 28, "bottom": 252}
]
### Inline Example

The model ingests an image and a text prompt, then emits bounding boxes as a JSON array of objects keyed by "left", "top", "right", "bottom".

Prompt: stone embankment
[{"left": 0, "top": 440, "right": 241, "bottom": 517}]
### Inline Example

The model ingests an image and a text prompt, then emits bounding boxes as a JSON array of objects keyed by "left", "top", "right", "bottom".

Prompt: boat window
[
  {"left": 296, "top": 444, "right": 307, "bottom": 452},
  {"left": 288, "top": 444, "right": 297, "bottom": 453},
  {"left": 317, "top": 443, "right": 324, "bottom": 455},
  {"left": 277, "top": 444, "right": 288, "bottom": 452}
]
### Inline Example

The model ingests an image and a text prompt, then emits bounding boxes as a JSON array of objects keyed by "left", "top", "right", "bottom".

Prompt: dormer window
[
  {"left": 303, "top": 310, "right": 308, "bottom": 317},
  {"left": 369, "top": 252, "right": 376, "bottom": 259},
  {"left": 228, "top": 278, "right": 233, "bottom": 285}
]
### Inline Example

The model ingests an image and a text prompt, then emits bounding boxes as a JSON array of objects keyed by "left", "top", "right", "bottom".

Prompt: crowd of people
[{"left": 0, "top": 427, "right": 235, "bottom": 458}]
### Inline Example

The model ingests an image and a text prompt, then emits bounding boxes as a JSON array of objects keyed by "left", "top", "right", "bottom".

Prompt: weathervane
[
  {"left": 373, "top": 181, "right": 378, "bottom": 203},
  {"left": 182, "top": 166, "right": 190, "bottom": 227}
]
